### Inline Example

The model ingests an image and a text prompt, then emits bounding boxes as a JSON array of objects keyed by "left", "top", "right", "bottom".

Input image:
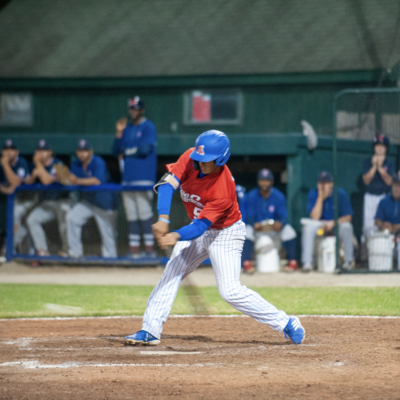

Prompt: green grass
[{"left": 0, "top": 284, "right": 399, "bottom": 318}]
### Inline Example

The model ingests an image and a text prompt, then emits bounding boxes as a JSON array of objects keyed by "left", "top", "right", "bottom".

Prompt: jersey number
[{"left": 193, "top": 207, "right": 202, "bottom": 217}]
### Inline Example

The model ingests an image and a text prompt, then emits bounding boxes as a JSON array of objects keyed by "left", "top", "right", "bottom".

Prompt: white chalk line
[
  {"left": 1, "top": 314, "right": 399, "bottom": 322},
  {"left": 0, "top": 360, "right": 230, "bottom": 369}
]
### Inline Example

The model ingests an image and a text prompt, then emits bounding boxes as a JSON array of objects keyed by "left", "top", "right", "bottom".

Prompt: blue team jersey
[
  {"left": 363, "top": 157, "right": 395, "bottom": 195},
  {"left": 0, "top": 156, "right": 30, "bottom": 185},
  {"left": 31, "top": 157, "right": 66, "bottom": 200},
  {"left": 70, "top": 155, "right": 115, "bottom": 210},
  {"left": 235, "top": 184, "right": 247, "bottom": 223},
  {"left": 246, "top": 187, "right": 288, "bottom": 226},
  {"left": 112, "top": 119, "right": 157, "bottom": 185},
  {"left": 307, "top": 187, "right": 353, "bottom": 220},
  {"left": 375, "top": 195, "right": 400, "bottom": 224}
]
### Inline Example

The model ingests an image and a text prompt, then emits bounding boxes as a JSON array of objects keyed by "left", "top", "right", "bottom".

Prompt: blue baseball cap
[
  {"left": 373, "top": 133, "right": 390, "bottom": 148},
  {"left": 2, "top": 139, "right": 17, "bottom": 150},
  {"left": 128, "top": 96, "right": 145, "bottom": 110},
  {"left": 76, "top": 139, "right": 93, "bottom": 151},
  {"left": 257, "top": 168, "right": 274, "bottom": 181},
  {"left": 36, "top": 139, "right": 52, "bottom": 150},
  {"left": 318, "top": 171, "right": 333, "bottom": 183}
]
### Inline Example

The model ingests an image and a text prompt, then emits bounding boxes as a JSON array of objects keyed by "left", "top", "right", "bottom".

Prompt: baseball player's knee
[
  {"left": 218, "top": 283, "right": 242, "bottom": 303},
  {"left": 339, "top": 222, "right": 353, "bottom": 234},
  {"left": 66, "top": 209, "right": 83, "bottom": 226},
  {"left": 26, "top": 210, "right": 40, "bottom": 228}
]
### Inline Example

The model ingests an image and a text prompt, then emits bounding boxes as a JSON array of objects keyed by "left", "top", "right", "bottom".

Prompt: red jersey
[{"left": 166, "top": 148, "right": 242, "bottom": 229}]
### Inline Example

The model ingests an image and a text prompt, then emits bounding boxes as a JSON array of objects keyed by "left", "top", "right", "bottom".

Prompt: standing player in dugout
[{"left": 124, "top": 130, "right": 305, "bottom": 346}]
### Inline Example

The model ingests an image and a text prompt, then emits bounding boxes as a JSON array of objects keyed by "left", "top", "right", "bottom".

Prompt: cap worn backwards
[
  {"left": 190, "top": 130, "right": 230, "bottom": 167},
  {"left": 257, "top": 168, "right": 274, "bottom": 181}
]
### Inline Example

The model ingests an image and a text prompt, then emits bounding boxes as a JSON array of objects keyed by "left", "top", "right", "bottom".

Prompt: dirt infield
[{"left": 1, "top": 316, "right": 399, "bottom": 399}]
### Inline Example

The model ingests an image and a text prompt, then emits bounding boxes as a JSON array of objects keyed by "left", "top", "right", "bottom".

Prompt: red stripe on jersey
[{"left": 166, "top": 148, "right": 241, "bottom": 229}]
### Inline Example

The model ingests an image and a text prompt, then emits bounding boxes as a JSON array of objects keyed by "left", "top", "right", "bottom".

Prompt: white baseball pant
[
  {"left": 13, "top": 199, "right": 36, "bottom": 249},
  {"left": 122, "top": 191, "right": 154, "bottom": 221},
  {"left": 67, "top": 201, "right": 117, "bottom": 258},
  {"left": 27, "top": 200, "right": 71, "bottom": 253},
  {"left": 363, "top": 192, "right": 385, "bottom": 241},
  {"left": 142, "top": 220, "right": 289, "bottom": 339}
]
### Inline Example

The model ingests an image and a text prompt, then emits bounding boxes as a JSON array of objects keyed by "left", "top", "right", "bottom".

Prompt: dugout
[{"left": 0, "top": 131, "right": 398, "bottom": 250}]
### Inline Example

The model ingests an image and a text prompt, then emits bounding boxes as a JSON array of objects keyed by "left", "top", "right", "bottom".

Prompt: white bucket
[
  {"left": 368, "top": 232, "right": 394, "bottom": 271},
  {"left": 318, "top": 236, "right": 336, "bottom": 273},
  {"left": 255, "top": 235, "right": 280, "bottom": 273}
]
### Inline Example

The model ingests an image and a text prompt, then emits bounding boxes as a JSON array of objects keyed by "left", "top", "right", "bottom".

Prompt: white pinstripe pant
[{"left": 142, "top": 220, "right": 289, "bottom": 339}]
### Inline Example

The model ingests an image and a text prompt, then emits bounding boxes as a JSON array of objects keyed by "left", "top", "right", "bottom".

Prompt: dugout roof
[{"left": 0, "top": 0, "right": 400, "bottom": 78}]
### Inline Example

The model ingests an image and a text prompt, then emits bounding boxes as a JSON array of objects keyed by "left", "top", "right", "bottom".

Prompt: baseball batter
[{"left": 124, "top": 130, "right": 305, "bottom": 346}]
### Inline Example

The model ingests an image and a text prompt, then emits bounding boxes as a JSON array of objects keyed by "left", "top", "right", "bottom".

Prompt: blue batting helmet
[{"left": 190, "top": 130, "right": 230, "bottom": 169}]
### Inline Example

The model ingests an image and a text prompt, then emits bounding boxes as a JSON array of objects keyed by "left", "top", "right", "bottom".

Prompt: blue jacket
[
  {"left": 307, "top": 187, "right": 353, "bottom": 220},
  {"left": 112, "top": 119, "right": 157, "bottom": 185},
  {"left": 70, "top": 155, "right": 116, "bottom": 210},
  {"left": 246, "top": 187, "right": 288, "bottom": 226},
  {"left": 375, "top": 195, "right": 400, "bottom": 224}
]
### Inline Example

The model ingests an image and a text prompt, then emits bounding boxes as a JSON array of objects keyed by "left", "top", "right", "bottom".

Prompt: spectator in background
[
  {"left": 0, "top": 139, "right": 33, "bottom": 251},
  {"left": 26, "top": 140, "right": 70, "bottom": 256},
  {"left": 362, "top": 133, "right": 394, "bottom": 240},
  {"left": 67, "top": 140, "right": 117, "bottom": 258},
  {"left": 375, "top": 175, "right": 400, "bottom": 234},
  {"left": 236, "top": 184, "right": 255, "bottom": 274},
  {"left": 246, "top": 169, "right": 298, "bottom": 272},
  {"left": 302, "top": 171, "right": 354, "bottom": 272},
  {"left": 113, "top": 97, "right": 157, "bottom": 258}
]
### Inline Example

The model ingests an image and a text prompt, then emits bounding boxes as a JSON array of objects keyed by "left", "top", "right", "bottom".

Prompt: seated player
[
  {"left": 66, "top": 140, "right": 117, "bottom": 258},
  {"left": 302, "top": 171, "right": 354, "bottom": 272},
  {"left": 375, "top": 175, "right": 400, "bottom": 235},
  {"left": 246, "top": 169, "right": 298, "bottom": 272},
  {"left": 0, "top": 139, "right": 33, "bottom": 251},
  {"left": 235, "top": 184, "right": 256, "bottom": 274},
  {"left": 124, "top": 130, "right": 305, "bottom": 346},
  {"left": 26, "top": 140, "right": 70, "bottom": 256}
]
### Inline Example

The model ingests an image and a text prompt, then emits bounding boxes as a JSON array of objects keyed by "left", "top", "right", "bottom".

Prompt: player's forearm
[
  {"left": 75, "top": 177, "right": 101, "bottom": 186},
  {"left": 375, "top": 219, "right": 384, "bottom": 230},
  {"left": 175, "top": 218, "right": 212, "bottom": 241},
  {"left": 377, "top": 168, "right": 393, "bottom": 186},
  {"left": 310, "top": 198, "right": 323, "bottom": 220},
  {"left": 392, "top": 223, "right": 400, "bottom": 233},
  {"left": 36, "top": 167, "right": 55, "bottom": 185},
  {"left": 2, "top": 164, "right": 22, "bottom": 187},
  {"left": 362, "top": 167, "right": 376, "bottom": 185}
]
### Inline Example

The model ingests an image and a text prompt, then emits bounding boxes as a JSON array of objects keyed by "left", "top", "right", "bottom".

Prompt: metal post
[{"left": 6, "top": 192, "right": 15, "bottom": 262}]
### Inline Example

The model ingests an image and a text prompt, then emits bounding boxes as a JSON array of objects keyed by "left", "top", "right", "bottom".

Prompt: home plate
[{"left": 140, "top": 351, "right": 203, "bottom": 355}]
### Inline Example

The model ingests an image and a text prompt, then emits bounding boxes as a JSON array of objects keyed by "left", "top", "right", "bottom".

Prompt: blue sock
[
  {"left": 128, "top": 221, "right": 140, "bottom": 247},
  {"left": 241, "top": 239, "right": 254, "bottom": 266},
  {"left": 283, "top": 238, "right": 297, "bottom": 260},
  {"left": 141, "top": 217, "right": 154, "bottom": 247}
]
